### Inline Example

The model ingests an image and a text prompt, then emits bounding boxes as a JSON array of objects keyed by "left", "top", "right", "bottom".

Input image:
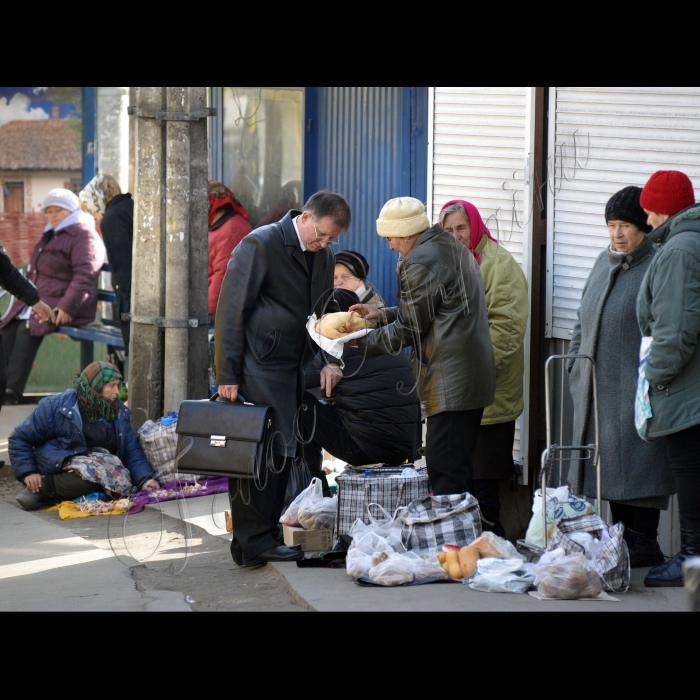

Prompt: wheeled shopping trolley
[{"left": 517, "top": 355, "right": 604, "bottom": 560}]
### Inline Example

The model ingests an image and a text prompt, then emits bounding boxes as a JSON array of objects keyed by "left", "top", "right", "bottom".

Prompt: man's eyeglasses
[{"left": 313, "top": 220, "right": 341, "bottom": 246}]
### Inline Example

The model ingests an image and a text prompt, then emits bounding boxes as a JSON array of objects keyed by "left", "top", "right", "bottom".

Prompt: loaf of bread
[{"left": 315, "top": 312, "right": 373, "bottom": 340}]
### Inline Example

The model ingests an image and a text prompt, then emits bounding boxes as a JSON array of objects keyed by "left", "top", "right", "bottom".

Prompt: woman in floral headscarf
[
  {"left": 9, "top": 362, "right": 159, "bottom": 511},
  {"left": 439, "top": 200, "right": 530, "bottom": 538},
  {"left": 208, "top": 181, "right": 252, "bottom": 315}
]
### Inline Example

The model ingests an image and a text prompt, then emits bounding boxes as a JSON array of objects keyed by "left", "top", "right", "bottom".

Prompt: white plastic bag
[
  {"left": 472, "top": 532, "right": 525, "bottom": 562},
  {"left": 368, "top": 552, "right": 450, "bottom": 587},
  {"left": 280, "top": 478, "right": 323, "bottom": 527},
  {"left": 346, "top": 530, "right": 405, "bottom": 581},
  {"left": 533, "top": 549, "right": 604, "bottom": 600},
  {"left": 636, "top": 337, "right": 656, "bottom": 442},
  {"left": 469, "top": 558, "right": 535, "bottom": 595},
  {"left": 299, "top": 496, "right": 338, "bottom": 531},
  {"left": 525, "top": 487, "right": 593, "bottom": 549}
]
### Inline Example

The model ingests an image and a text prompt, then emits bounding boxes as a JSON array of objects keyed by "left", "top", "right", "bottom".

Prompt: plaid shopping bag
[
  {"left": 548, "top": 514, "right": 631, "bottom": 593},
  {"left": 137, "top": 419, "right": 180, "bottom": 482},
  {"left": 336, "top": 468, "right": 430, "bottom": 538},
  {"left": 402, "top": 494, "right": 482, "bottom": 557}
]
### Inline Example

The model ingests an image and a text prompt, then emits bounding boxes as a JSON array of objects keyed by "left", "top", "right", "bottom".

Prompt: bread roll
[{"left": 315, "top": 312, "right": 373, "bottom": 340}]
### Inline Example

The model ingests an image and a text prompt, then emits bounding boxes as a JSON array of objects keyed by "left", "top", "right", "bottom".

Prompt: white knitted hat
[
  {"left": 377, "top": 197, "right": 430, "bottom": 239},
  {"left": 43, "top": 188, "right": 80, "bottom": 214}
]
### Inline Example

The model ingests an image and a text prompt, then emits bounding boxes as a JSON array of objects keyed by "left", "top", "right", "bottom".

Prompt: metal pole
[{"left": 130, "top": 87, "right": 167, "bottom": 429}]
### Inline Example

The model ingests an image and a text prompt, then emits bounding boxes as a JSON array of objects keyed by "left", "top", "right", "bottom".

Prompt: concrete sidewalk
[
  {"left": 0, "top": 497, "right": 192, "bottom": 612},
  {"left": 160, "top": 494, "right": 689, "bottom": 612}
]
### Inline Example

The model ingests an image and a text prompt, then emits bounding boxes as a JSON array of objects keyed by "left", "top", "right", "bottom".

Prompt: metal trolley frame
[{"left": 518, "top": 354, "right": 603, "bottom": 559}]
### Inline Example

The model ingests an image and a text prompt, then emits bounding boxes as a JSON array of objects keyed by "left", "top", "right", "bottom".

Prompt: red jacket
[
  {"left": 209, "top": 214, "right": 252, "bottom": 314},
  {"left": 2, "top": 220, "right": 105, "bottom": 336}
]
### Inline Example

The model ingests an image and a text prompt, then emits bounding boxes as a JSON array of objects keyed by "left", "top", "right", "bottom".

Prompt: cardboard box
[{"left": 283, "top": 525, "right": 334, "bottom": 552}]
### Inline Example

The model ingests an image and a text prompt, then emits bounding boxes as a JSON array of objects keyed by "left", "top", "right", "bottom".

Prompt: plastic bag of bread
[
  {"left": 369, "top": 552, "right": 450, "bottom": 587},
  {"left": 299, "top": 496, "right": 338, "bottom": 531},
  {"left": 280, "top": 478, "right": 324, "bottom": 527},
  {"left": 534, "top": 549, "right": 604, "bottom": 600},
  {"left": 472, "top": 532, "right": 524, "bottom": 561},
  {"left": 315, "top": 312, "right": 373, "bottom": 340}
]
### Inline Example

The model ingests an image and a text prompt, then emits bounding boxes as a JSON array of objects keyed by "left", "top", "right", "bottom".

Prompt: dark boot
[
  {"left": 475, "top": 480, "right": 506, "bottom": 539},
  {"left": 628, "top": 530, "right": 665, "bottom": 569},
  {"left": 15, "top": 488, "right": 42, "bottom": 511},
  {"left": 645, "top": 524, "right": 700, "bottom": 588}
]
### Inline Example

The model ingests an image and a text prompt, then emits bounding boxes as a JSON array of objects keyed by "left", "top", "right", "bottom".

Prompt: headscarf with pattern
[
  {"left": 73, "top": 362, "right": 123, "bottom": 424},
  {"left": 208, "top": 181, "right": 250, "bottom": 227}
]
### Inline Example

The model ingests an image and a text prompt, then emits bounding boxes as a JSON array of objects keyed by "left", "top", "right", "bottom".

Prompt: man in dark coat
[
  {"left": 216, "top": 191, "right": 352, "bottom": 568},
  {"left": 0, "top": 242, "right": 56, "bottom": 415},
  {"left": 301, "top": 289, "right": 421, "bottom": 489}
]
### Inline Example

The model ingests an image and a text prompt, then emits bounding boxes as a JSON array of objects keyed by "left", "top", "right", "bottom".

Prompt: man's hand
[
  {"left": 24, "top": 475, "right": 43, "bottom": 494},
  {"left": 141, "top": 480, "right": 160, "bottom": 493},
  {"left": 218, "top": 385, "right": 240, "bottom": 402},
  {"left": 32, "top": 301, "right": 57, "bottom": 325},
  {"left": 348, "top": 304, "right": 385, "bottom": 330},
  {"left": 54, "top": 308, "right": 73, "bottom": 326},
  {"left": 320, "top": 364, "right": 343, "bottom": 398}
]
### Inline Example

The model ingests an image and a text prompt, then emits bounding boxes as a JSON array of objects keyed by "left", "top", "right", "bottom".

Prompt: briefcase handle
[{"left": 210, "top": 392, "right": 252, "bottom": 405}]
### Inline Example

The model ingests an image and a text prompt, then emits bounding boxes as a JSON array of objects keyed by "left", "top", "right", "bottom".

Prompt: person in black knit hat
[
  {"left": 569, "top": 185, "right": 674, "bottom": 569},
  {"left": 334, "top": 250, "right": 386, "bottom": 310}
]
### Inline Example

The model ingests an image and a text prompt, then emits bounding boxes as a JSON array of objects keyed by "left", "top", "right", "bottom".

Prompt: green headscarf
[{"left": 73, "top": 362, "right": 123, "bottom": 424}]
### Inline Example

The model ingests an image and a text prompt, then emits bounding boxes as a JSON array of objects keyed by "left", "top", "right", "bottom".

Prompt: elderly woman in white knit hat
[
  {"left": 351, "top": 198, "right": 496, "bottom": 497},
  {"left": 1, "top": 189, "right": 105, "bottom": 404}
]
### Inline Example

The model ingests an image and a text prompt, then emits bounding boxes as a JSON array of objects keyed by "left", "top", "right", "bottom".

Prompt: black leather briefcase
[{"left": 175, "top": 395, "right": 274, "bottom": 480}]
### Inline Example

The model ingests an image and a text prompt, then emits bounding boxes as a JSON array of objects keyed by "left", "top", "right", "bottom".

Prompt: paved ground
[{"left": 0, "top": 403, "right": 691, "bottom": 612}]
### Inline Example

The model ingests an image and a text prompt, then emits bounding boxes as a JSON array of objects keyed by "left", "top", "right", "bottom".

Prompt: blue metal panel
[
  {"left": 82, "top": 87, "right": 97, "bottom": 187},
  {"left": 305, "top": 87, "right": 428, "bottom": 307}
]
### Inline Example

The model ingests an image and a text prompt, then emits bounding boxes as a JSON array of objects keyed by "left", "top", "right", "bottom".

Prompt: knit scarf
[
  {"left": 208, "top": 180, "right": 250, "bottom": 227},
  {"left": 73, "top": 362, "right": 122, "bottom": 424},
  {"left": 440, "top": 199, "right": 499, "bottom": 265}
]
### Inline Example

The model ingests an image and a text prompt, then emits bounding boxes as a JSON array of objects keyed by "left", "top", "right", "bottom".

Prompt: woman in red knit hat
[{"left": 637, "top": 170, "right": 700, "bottom": 588}]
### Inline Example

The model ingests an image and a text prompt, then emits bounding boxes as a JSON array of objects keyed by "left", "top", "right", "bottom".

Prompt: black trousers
[
  {"left": 42, "top": 472, "right": 102, "bottom": 501},
  {"left": 426, "top": 409, "right": 484, "bottom": 497},
  {"left": 667, "top": 423, "right": 700, "bottom": 528},
  {"left": 609, "top": 502, "right": 661, "bottom": 540},
  {"left": 229, "top": 452, "right": 293, "bottom": 565},
  {"left": 2, "top": 318, "right": 44, "bottom": 397}
]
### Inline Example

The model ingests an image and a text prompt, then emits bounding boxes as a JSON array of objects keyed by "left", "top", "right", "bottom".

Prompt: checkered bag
[
  {"left": 402, "top": 494, "right": 482, "bottom": 557},
  {"left": 137, "top": 418, "right": 180, "bottom": 483},
  {"left": 548, "top": 514, "right": 631, "bottom": 593},
  {"left": 336, "top": 468, "right": 430, "bottom": 538}
]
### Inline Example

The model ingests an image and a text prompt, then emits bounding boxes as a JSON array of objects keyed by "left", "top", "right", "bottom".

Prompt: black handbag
[{"left": 175, "top": 394, "right": 274, "bottom": 480}]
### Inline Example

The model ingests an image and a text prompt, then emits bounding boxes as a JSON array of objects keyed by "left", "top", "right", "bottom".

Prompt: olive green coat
[
  {"left": 637, "top": 203, "right": 700, "bottom": 438},
  {"left": 477, "top": 236, "right": 529, "bottom": 425}
]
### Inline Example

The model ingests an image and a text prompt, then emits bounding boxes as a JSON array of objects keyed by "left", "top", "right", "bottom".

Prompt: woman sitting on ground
[{"left": 10, "top": 362, "right": 160, "bottom": 511}]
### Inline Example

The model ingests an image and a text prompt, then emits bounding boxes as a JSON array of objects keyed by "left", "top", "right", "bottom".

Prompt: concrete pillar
[
  {"left": 97, "top": 87, "right": 130, "bottom": 191},
  {"left": 130, "top": 87, "right": 210, "bottom": 428}
]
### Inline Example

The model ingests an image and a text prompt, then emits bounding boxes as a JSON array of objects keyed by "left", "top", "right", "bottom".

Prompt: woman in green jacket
[
  {"left": 440, "top": 200, "right": 529, "bottom": 537},
  {"left": 638, "top": 170, "right": 700, "bottom": 588}
]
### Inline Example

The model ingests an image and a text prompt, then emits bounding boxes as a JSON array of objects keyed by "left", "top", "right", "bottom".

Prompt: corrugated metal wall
[
  {"left": 305, "top": 87, "right": 428, "bottom": 306},
  {"left": 546, "top": 87, "right": 700, "bottom": 340}
]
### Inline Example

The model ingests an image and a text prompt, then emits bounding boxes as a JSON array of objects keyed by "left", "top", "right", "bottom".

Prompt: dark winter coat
[
  {"left": 638, "top": 203, "right": 700, "bottom": 437},
  {"left": 359, "top": 225, "right": 496, "bottom": 419},
  {"left": 305, "top": 347, "right": 420, "bottom": 465},
  {"left": 8, "top": 389, "right": 156, "bottom": 487},
  {"left": 209, "top": 209, "right": 253, "bottom": 314},
  {"left": 569, "top": 238, "right": 674, "bottom": 503},
  {"left": 215, "top": 211, "right": 339, "bottom": 457},
  {"left": 1, "top": 219, "right": 105, "bottom": 336},
  {"left": 0, "top": 240, "right": 40, "bottom": 309},
  {"left": 101, "top": 194, "right": 134, "bottom": 349}
]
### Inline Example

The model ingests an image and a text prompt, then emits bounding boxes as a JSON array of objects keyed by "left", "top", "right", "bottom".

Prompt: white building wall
[{"left": 97, "top": 87, "right": 130, "bottom": 192}]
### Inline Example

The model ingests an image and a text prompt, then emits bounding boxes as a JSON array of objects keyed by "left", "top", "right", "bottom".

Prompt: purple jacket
[{"left": 2, "top": 217, "right": 105, "bottom": 337}]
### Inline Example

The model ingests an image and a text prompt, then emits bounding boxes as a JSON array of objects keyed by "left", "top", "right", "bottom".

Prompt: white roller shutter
[
  {"left": 546, "top": 87, "right": 700, "bottom": 340},
  {"left": 430, "top": 87, "right": 533, "bottom": 469}
]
